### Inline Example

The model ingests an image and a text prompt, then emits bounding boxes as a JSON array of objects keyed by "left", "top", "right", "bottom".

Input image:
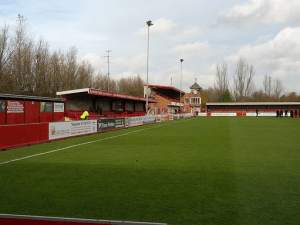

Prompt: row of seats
[{"left": 155, "top": 92, "right": 180, "bottom": 103}]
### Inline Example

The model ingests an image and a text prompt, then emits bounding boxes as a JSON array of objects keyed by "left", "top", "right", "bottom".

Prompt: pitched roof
[
  {"left": 144, "top": 84, "right": 185, "bottom": 94},
  {"left": 189, "top": 82, "right": 202, "bottom": 90},
  {"left": 56, "top": 88, "right": 159, "bottom": 103},
  {"left": 0, "top": 93, "right": 65, "bottom": 102}
]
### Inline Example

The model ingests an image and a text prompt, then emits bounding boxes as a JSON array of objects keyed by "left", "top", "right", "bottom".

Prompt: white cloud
[
  {"left": 136, "top": 18, "right": 177, "bottom": 37},
  {"left": 81, "top": 52, "right": 149, "bottom": 79},
  {"left": 224, "top": 27, "right": 300, "bottom": 92},
  {"left": 183, "top": 25, "right": 201, "bottom": 36},
  {"left": 113, "top": 54, "right": 148, "bottom": 72},
  {"left": 171, "top": 41, "right": 210, "bottom": 53},
  {"left": 225, "top": 27, "right": 300, "bottom": 63},
  {"left": 80, "top": 52, "right": 106, "bottom": 73},
  {"left": 215, "top": 0, "right": 300, "bottom": 26}
]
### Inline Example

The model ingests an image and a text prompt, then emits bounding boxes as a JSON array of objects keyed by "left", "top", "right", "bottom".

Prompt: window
[
  {"left": 112, "top": 100, "right": 124, "bottom": 111},
  {"left": 190, "top": 97, "right": 201, "bottom": 105},
  {"left": 184, "top": 97, "right": 189, "bottom": 105}
]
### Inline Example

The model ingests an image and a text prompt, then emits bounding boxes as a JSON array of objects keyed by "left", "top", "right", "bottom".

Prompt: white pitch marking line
[{"left": 0, "top": 120, "right": 187, "bottom": 166}]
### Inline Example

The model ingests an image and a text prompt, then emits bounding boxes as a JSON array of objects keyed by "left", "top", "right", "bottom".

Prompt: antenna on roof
[
  {"left": 104, "top": 50, "right": 112, "bottom": 92},
  {"left": 171, "top": 78, "right": 172, "bottom": 87}
]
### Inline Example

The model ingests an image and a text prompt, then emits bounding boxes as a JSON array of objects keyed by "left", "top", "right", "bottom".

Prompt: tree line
[
  {"left": 0, "top": 15, "right": 144, "bottom": 98},
  {"left": 202, "top": 56, "right": 300, "bottom": 105}
]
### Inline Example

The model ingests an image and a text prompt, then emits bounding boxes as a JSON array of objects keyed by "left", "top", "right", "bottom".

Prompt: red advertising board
[
  {"left": 7, "top": 100, "right": 25, "bottom": 125},
  {"left": 0, "top": 123, "right": 49, "bottom": 150}
]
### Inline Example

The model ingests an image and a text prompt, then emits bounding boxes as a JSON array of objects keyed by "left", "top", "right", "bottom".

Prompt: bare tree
[
  {"left": 48, "top": 49, "right": 64, "bottom": 96},
  {"left": 9, "top": 14, "right": 31, "bottom": 94},
  {"left": 92, "top": 72, "right": 116, "bottom": 92},
  {"left": 109, "top": 79, "right": 117, "bottom": 92},
  {"left": 0, "top": 21, "right": 15, "bottom": 93},
  {"left": 233, "top": 56, "right": 255, "bottom": 101},
  {"left": 263, "top": 74, "right": 272, "bottom": 101},
  {"left": 118, "top": 75, "right": 144, "bottom": 97},
  {"left": 33, "top": 37, "right": 50, "bottom": 96},
  {"left": 1, "top": 15, "right": 150, "bottom": 98},
  {"left": 76, "top": 59, "right": 94, "bottom": 89},
  {"left": 0, "top": 22, "right": 10, "bottom": 75},
  {"left": 214, "top": 62, "right": 229, "bottom": 101},
  {"left": 201, "top": 87, "right": 219, "bottom": 102},
  {"left": 60, "top": 46, "right": 78, "bottom": 91},
  {"left": 273, "top": 78, "right": 284, "bottom": 101},
  {"left": 262, "top": 74, "right": 284, "bottom": 102},
  {"left": 280, "top": 92, "right": 300, "bottom": 102},
  {"left": 250, "top": 90, "right": 266, "bottom": 102},
  {"left": 92, "top": 72, "right": 106, "bottom": 90}
]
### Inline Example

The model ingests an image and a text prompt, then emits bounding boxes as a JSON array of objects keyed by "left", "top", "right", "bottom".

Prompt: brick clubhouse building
[{"left": 144, "top": 81, "right": 202, "bottom": 114}]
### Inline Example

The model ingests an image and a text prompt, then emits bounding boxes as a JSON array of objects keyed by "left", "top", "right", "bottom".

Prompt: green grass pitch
[{"left": 0, "top": 117, "right": 300, "bottom": 225}]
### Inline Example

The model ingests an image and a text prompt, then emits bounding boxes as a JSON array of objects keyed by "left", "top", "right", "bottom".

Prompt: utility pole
[
  {"left": 180, "top": 59, "right": 184, "bottom": 112},
  {"left": 268, "top": 76, "right": 271, "bottom": 100},
  {"left": 104, "top": 50, "right": 112, "bottom": 92},
  {"left": 146, "top": 20, "right": 153, "bottom": 114}
]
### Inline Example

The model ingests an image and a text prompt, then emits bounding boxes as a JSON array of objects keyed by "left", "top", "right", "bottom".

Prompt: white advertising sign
[
  {"left": 211, "top": 113, "right": 236, "bottom": 116},
  {"left": 54, "top": 103, "right": 64, "bottom": 112},
  {"left": 259, "top": 112, "right": 277, "bottom": 117},
  {"left": 247, "top": 112, "right": 277, "bottom": 117},
  {"left": 143, "top": 116, "right": 156, "bottom": 124},
  {"left": 156, "top": 115, "right": 161, "bottom": 122},
  {"left": 49, "top": 120, "right": 97, "bottom": 140},
  {"left": 129, "top": 116, "right": 143, "bottom": 127},
  {"left": 7, "top": 100, "right": 24, "bottom": 113}
]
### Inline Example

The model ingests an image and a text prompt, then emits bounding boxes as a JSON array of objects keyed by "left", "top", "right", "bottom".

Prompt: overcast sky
[{"left": 1, "top": 0, "right": 300, "bottom": 93}]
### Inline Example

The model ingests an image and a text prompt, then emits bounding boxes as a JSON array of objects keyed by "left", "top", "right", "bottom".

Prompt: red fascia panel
[
  {"left": 40, "top": 112, "right": 53, "bottom": 123},
  {"left": 53, "top": 112, "right": 64, "bottom": 122},
  {"left": 0, "top": 113, "right": 5, "bottom": 125},
  {"left": 7, "top": 113, "right": 24, "bottom": 125},
  {"left": 25, "top": 101, "right": 40, "bottom": 124},
  {"left": 0, "top": 123, "right": 49, "bottom": 150}
]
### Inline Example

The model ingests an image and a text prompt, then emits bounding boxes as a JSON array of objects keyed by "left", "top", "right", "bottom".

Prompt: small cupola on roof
[{"left": 189, "top": 79, "right": 202, "bottom": 91}]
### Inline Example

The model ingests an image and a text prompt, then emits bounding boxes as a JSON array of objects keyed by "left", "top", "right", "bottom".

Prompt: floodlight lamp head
[
  {"left": 180, "top": 59, "right": 184, "bottom": 62},
  {"left": 146, "top": 20, "right": 153, "bottom": 26}
]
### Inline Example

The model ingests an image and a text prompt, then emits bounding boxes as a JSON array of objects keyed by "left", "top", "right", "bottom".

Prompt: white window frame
[
  {"left": 184, "top": 97, "right": 189, "bottom": 105},
  {"left": 190, "top": 97, "right": 201, "bottom": 105}
]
